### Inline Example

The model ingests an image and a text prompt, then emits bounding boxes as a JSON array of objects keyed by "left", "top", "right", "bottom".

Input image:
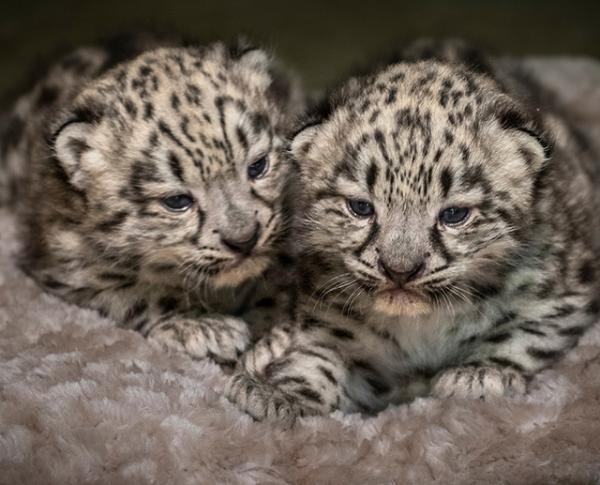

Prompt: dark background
[{"left": 2, "top": 0, "right": 599, "bottom": 105}]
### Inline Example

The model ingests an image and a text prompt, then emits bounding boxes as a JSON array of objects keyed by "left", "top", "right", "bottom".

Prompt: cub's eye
[
  {"left": 347, "top": 198, "right": 375, "bottom": 218},
  {"left": 248, "top": 156, "right": 269, "bottom": 180},
  {"left": 161, "top": 194, "right": 194, "bottom": 212},
  {"left": 439, "top": 207, "right": 470, "bottom": 226}
]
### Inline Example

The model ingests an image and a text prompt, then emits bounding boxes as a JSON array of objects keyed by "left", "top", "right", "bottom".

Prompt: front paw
[
  {"left": 225, "top": 372, "right": 311, "bottom": 428},
  {"left": 432, "top": 365, "right": 527, "bottom": 400},
  {"left": 148, "top": 315, "right": 250, "bottom": 365}
]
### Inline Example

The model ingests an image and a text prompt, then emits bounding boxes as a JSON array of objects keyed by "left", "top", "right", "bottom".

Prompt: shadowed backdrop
[{"left": 1, "top": 0, "right": 599, "bottom": 107}]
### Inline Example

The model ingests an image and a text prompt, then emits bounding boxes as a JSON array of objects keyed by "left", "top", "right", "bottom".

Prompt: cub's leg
[
  {"left": 238, "top": 322, "right": 295, "bottom": 374},
  {"left": 226, "top": 327, "right": 352, "bottom": 425},
  {"left": 146, "top": 313, "right": 250, "bottom": 366},
  {"left": 41, "top": 276, "right": 252, "bottom": 365},
  {"left": 432, "top": 295, "right": 596, "bottom": 399},
  {"left": 432, "top": 365, "right": 526, "bottom": 399}
]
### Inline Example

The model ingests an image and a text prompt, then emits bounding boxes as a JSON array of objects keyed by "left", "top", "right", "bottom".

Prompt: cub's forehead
[
  {"left": 62, "top": 45, "right": 278, "bottom": 181},
  {"left": 307, "top": 62, "right": 492, "bottom": 170},
  {"left": 97, "top": 46, "right": 267, "bottom": 113},
  {"left": 338, "top": 62, "right": 487, "bottom": 137}
]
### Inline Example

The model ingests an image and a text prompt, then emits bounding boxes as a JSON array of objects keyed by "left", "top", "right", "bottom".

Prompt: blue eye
[
  {"left": 162, "top": 194, "right": 194, "bottom": 212},
  {"left": 439, "top": 207, "right": 470, "bottom": 225},
  {"left": 347, "top": 198, "right": 375, "bottom": 218},
  {"left": 248, "top": 156, "right": 269, "bottom": 180}
]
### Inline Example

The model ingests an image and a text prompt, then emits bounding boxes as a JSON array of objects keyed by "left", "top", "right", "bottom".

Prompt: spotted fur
[
  {"left": 0, "top": 35, "right": 303, "bottom": 365},
  {"left": 226, "top": 46, "right": 600, "bottom": 424}
]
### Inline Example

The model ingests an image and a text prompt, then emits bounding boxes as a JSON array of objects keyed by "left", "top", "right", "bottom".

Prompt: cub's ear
[
  {"left": 266, "top": 64, "right": 304, "bottom": 115},
  {"left": 229, "top": 38, "right": 272, "bottom": 72},
  {"left": 236, "top": 47, "right": 271, "bottom": 72},
  {"left": 290, "top": 123, "right": 321, "bottom": 165},
  {"left": 51, "top": 117, "right": 97, "bottom": 191},
  {"left": 230, "top": 39, "right": 304, "bottom": 115},
  {"left": 289, "top": 94, "right": 337, "bottom": 163},
  {"left": 492, "top": 95, "right": 554, "bottom": 168}
]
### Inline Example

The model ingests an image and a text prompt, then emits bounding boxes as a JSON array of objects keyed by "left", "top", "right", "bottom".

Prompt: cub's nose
[
  {"left": 378, "top": 259, "right": 426, "bottom": 287},
  {"left": 221, "top": 226, "right": 260, "bottom": 256}
]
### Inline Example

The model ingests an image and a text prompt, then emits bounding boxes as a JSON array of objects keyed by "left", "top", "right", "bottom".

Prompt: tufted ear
[
  {"left": 230, "top": 39, "right": 304, "bottom": 115},
  {"left": 289, "top": 91, "right": 340, "bottom": 164},
  {"left": 290, "top": 123, "right": 321, "bottom": 166},
  {"left": 237, "top": 47, "right": 272, "bottom": 72},
  {"left": 229, "top": 38, "right": 271, "bottom": 71},
  {"left": 492, "top": 95, "right": 554, "bottom": 169},
  {"left": 51, "top": 118, "right": 97, "bottom": 191}
]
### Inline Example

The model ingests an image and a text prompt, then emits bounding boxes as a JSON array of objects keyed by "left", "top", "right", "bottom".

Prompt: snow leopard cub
[
  {"left": 227, "top": 50, "right": 600, "bottom": 423},
  {"left": 0, "top": 35, "right": 302, "bottom": 364}
]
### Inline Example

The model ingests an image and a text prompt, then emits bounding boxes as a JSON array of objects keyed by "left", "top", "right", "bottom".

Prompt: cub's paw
[
  {"left": 238, "top": 324, "right": 294, "bottom": 374},
  {"left": 148, "top": 314, "right": 251, "bottom": 365},
  {"left": 225, "top": 372, "right": 314, "bottom": 428},
  {"left": 432, "top": 365, "right": 527, "bottom": 400}
]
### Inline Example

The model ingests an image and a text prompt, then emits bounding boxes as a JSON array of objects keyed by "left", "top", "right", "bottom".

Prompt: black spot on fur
[
  {"left": 527, "top": 347, "right": 562, "bottom": 361},
  {"left": 124, "top": 300, "right": 148, "bottom": 322},
  {"left": 366, "top": 161, "right": 379, "bottom": 192},
  {"left": 444, "top": 130, "right": 454, "bottom": 146},
  {"left": 158, "top": 296, "right": 179, "bottom": 315},
  {"left": 130, "top": 160, "right": 162, "bottom": 195},
  {"left": 519, "top": 324, "right": 546, "bottom": 337},
  {"left": 236, "top": 126, "right": 249, "bottom": 154},
  {"left": 366, "top": 376, "right": 391, "bottom": 395},
  {"left": 558, "top": 325, "right": 587, "bottom": 337},
  {"left": 429, "top": 225, "right": 453, "bottom": 263},
  {"left": 545, "top": 305, "right": 576, "bottom": 319},
  {"left": 354, "top": 221, "right": 380, "bottom": 257},
  {"left": 461, "top": 164, "right": 491, "bottom": 193},
  {"left": 586, "top": 299, "right": 600, "bottom": 315},
  {"left": 43, "top": 277, "right": 68, "bottom": 289},
  {"left": 330, "top": 328, "right": 354, "bottom": 340},
  {"left": 352, "top": 359, "right": 376, "bottom": 372},
  {"left": 373, "top": 129, "right": 392, "bottom": 165},
  {"left": 488, "top": 356, "right": 525, "bottom": 373},
  {"left": 470, "top": 281, "right": 503, "bottom": 300},
  {"left": 485, "top": 332, "right": 511, "bottom": 343},
  {"left": 318, "top": 366, "right": 337, "bottom": 385},
  {"left": 124, "top": 98, "right": 138, "bottom": 118},
  {"left": 385, "top": 87, "right": 397, "bottom": 105},
  {"left": 96, "top": 210, "right": 128, "bottom": 232},
  {"left": 256, "top": 297, "right": 276, "bottom": 308},
  {"left": 168, "top": 152, "right": 184, "bottom": 182},
  {"left": 98, "top": 271, "right": 131, "bottom": 281},
  {"left": 171, "top": 93, "right": 181, "bottom": 111},
  {"left": 440, "top": 167, "right": 453, "bottom": 198},
  {"left": 144, "top": 102, "right": 154, "bottom": 120},
  {"left": 578, "top": 261, "right": 595, "bottom": 285},
  {"left": 296, "top": 387, "right": 324, "bottom": 404}
]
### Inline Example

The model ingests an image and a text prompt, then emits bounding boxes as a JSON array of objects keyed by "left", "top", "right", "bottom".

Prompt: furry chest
[{"left": 367, "top": 310, "right": 487, "bottom": 372}]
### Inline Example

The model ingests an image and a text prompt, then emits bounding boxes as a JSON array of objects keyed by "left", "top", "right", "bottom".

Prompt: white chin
[
  {"left": 372, "top": 290, "right": 432, "bottom": 317},
  {"left": 211, "top": 256, "right": 270, "bottom": 289}
]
